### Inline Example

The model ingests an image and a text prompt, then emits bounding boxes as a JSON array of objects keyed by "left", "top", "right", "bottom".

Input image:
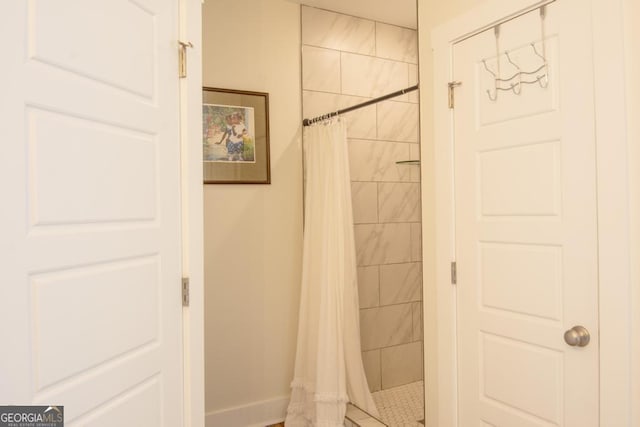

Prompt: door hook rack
[
  {"left": 483, "top": 6, "right": 549, "bottom": 101},
  {"left": 483, "top": 43, "right": 550, "bottom": 101}
]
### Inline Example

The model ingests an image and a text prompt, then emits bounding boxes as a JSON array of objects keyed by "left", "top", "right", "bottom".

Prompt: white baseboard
[{"left": 205, "top": 396, "right": 289, "bottom": 427}]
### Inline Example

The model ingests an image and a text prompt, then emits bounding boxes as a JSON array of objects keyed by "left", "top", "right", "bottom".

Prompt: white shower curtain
[{"left": 285, "top": 118, "right": 379, "bottom": 427}]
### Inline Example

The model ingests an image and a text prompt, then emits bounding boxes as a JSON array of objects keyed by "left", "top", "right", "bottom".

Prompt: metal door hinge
[
  {"left": 182, "top": 277, "right": 190, "bottom": 306},
  {"left": 451, "top": 262, "right": 457, "bottom": 285},
  {"left": 448, "top": 81, "right": 462, "bottom": 109},
  {"left": 178, "top": 41, "right": 193, "bottom": 78}
]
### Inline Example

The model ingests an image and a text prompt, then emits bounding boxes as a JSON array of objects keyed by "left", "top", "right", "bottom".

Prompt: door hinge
[
  {"left": 451, "top": 261, "right": 457, "bottom": 285},
  {"left": 178, "top": 41, "right": 193, "bottom": 79},
  {"left": 182, "top": 277, "right": 190, "bottom": 306},
  {"left": 448, "top": 81, "right": 462, "bottom": 109}
]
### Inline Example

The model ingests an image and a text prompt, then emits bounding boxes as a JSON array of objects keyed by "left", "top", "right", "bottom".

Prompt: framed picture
[{"left": 202, "top": 87, "right": 271, "bottom": 184}]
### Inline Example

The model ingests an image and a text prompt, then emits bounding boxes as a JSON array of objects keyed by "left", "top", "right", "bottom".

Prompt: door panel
[
  {"left": 0, "top": 1, "right": 182, "bottom": 425},
  {"left": 453, "top": 1, "right": 598, "bottom": 426},
  {"left": 30, "top": 0, "right": 156, "bottom": 98}
]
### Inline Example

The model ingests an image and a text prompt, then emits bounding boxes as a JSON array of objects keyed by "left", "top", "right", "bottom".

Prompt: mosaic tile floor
[
  {"left": 371, "top": 381, "right": 424, "bottom": 427},
  {"left": 274, "top": 381, "right": 424, "bottom": 427}
]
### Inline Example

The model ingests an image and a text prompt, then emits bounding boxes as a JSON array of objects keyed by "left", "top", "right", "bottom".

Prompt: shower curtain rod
[{"left": 302, "top": 84, "right": 419, "bottom": 127}]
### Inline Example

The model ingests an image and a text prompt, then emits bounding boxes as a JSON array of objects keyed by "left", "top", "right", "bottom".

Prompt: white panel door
[
  {"left": 453, "top": 1, "right": 598, "bottom": 426},
  {"left": 0, "top": 1, "right": 183, "bottom": 426}
]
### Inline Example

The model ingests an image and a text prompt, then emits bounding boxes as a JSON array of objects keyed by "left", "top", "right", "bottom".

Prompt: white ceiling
[{"left": 288, "top": 0, "right": 417, "bottom": 29}]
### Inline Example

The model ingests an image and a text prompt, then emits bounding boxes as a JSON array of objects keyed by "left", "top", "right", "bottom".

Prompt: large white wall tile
[
  {"left": 412, "top": 301, "right": 423, "bottom": 342},
  {"left": 378, "top": 182, "right": 421, "bottom": 222},
  {"left": 354, "top": 223, "right": 411, "bottom": 266},
  {"left": 375, "top": 23, "right": 418, "bottom": 64},
  {"left": 348, "top": 140, "right": 411, "bottom": 182},
  {"left": 362, "top": 350, "right": 381, "bottom": 392},
  {"left": 341, "top": 53, "right": 408, "bottom": 98},
  {"left": 303, "top": 90, "right": 342, "bottom": 117},
  {"left": 409, "top": 143, "right": 420, "bottom": 160},
  {"left": 379, "top": 262, "right": 422, "bottom": 305},
  {"left": 408, "top": 64, "right": 419, "bottom": 103},
  {"left": 302, "top": 6, "right": 375, "bottom": 55},
  {"left": 303, "top": 91, "right": 376, "bottom": 139},
  {"left": 410, "top": 222, "right": 422, "bottom": 262},
  {"left": 302, "top": 46, "right": 341, "bottom": 93},
  {"left": 380, "top": 341, "right": 423, "bottom": 388},
  {"left": 360, "top": 304, "right": 413, "bottom": 350},
  {"left": 377, "top": 101, "right": 419, "bottom": 142},
  {"left": 352, "top": 182, "right": 378, "bottom": 224},
  {"left": 357, "top": 265, "right": 379, "bottom": 309},
  {"left": 344, "top": 105, "right": 377, "bottom": 140},
  {"left": 409, "top": 143, "right": 421, "bottom": 182}
]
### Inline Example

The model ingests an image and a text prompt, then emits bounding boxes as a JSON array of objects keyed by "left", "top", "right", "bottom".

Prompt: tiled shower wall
[{"left": 301, "top": 6, "right": 423, "bottom": 392}]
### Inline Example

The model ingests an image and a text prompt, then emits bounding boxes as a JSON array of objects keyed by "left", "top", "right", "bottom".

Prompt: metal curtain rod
[{"left": 302, "top": 84, "right": 419, "bottom": 127}]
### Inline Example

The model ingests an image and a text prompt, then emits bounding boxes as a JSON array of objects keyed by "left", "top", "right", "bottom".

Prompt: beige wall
[{"left": 202, "top": 0, "right": 303, "bottom": 422}]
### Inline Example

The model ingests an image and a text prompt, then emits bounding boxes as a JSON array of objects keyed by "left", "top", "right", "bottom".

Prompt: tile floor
[
  {"left": 345, "top": 402, "right": 387, "bottom": 427},
  {"left": 371, "top": 381, "right": 424, "bottom": 427},
  {"left": 271, "top": 381, "right": 424, "bottom": 427},
  {"left": 345, "top": 380, "right": 424, "bottom": 427}
]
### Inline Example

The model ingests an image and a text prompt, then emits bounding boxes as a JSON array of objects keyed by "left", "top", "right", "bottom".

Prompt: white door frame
[
  {"left": 426, "top": 0, "right": 633, "bottom": 426},
  {"left": 179, "top": 0, "right": 205, "bottom": 426}
]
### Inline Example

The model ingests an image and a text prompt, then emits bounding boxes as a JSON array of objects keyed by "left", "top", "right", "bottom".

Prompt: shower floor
[
  {"left": 346, "top": 381, "right": 424, "bottom": 427},
  {"left": 372, "top": 381, "right": 424, "bottom": 426}
]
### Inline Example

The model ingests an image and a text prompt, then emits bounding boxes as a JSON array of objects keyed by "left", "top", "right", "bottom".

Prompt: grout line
[
  {"left": 411, "top": 300, "right": 417, "bottom": 342},
  {"left": 358, "top": 264, "right": 423, "bottom": 271},
  {"left": 300, "top": 42, "right": 418, "bottom": 65},
  {"left": 409, "top": 212, "right": 415, "bottom": 265},
  {"left": 377, "top": 347, "right": 383, "bottom": 395},
  {"left": 376, "top": 181, "right": 380, "bottom": 224},
  {"left": 302, "top": 87, "right": 352, "bottom": 97},
  {"left": 351, "top": 181, "right": 420, "bottom": 185},
  {"left": 376, "top": 260, "right": 423, "bottom": 267},
  {"left": 374, "top": 21, "right": 378, "bottom": 57},
  {"left": 302, "top": 84, "right": 415, "bottom": 104},
  {"left": 375, "top": 102, "right": 379, "bottom": 140},
  {"left": 303, "top": 88, "right": 370, "bottom": 100},
  {"left": 339, "top": 51, "right": 343, "bottom": 95},
  {"left": 367, "top": 339, "right": 425, "bottom": 353},
  {"left": 354, "top": 220, "right": 422, "bottom": 226},
  {"left": 347, "top": 137, "right": 420, "bottom": 144},
  {"left": 375, "top": 264, "right": 381, "bottom": 307},
  {"left": 300, "top": 4, "right": 417, "bottom": 33},
  {"left": 359, "top": 300, "right": 421, "bottom": 312}
]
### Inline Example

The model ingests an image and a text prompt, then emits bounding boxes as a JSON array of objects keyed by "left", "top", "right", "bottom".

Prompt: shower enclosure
[{"left": 301, "top": 5, "right": 424, "bottom": 426}]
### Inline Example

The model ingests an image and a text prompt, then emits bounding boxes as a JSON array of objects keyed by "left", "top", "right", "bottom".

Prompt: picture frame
[{"left": 202, "top": 87, "right": 271, "bottom": 184}]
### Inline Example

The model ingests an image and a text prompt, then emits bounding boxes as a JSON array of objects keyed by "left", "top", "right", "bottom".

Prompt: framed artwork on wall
[{"left": 202, "top": 87, "right": 271, "bottom": 184}]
